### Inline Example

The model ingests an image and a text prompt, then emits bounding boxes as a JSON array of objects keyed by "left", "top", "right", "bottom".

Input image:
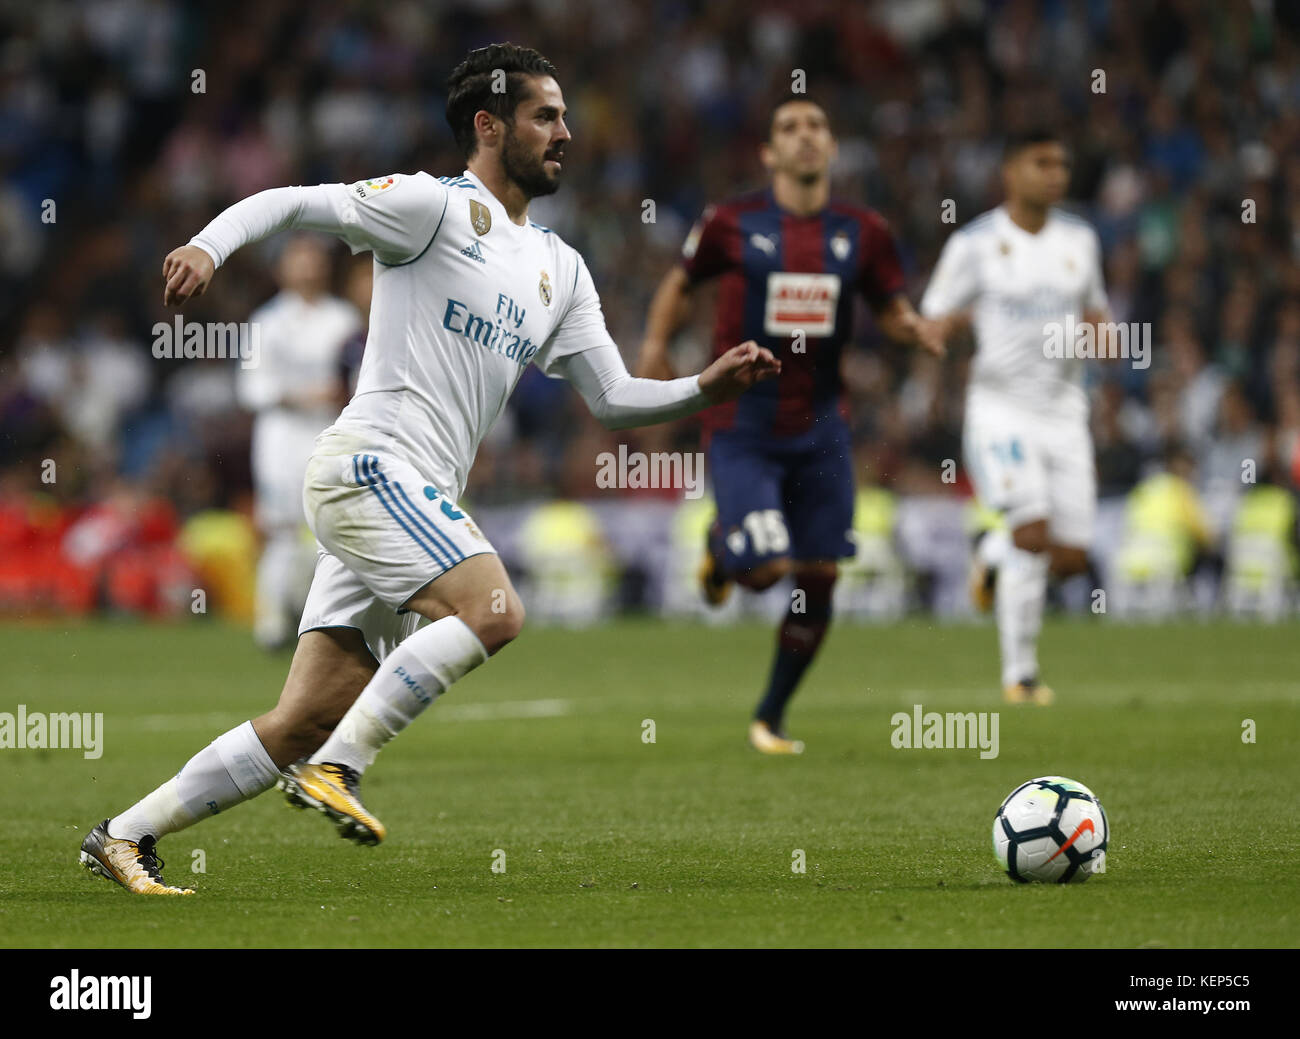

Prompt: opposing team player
[
  {"left": 920, "top": 129, "right": 1109, "bottom": 705},
  {"left": 239, "top": 235, "right": 360, "bottom": 650},
  {"left": 638, "top": 97, "right": 945, "bottom": 754},
  {"left": 79, "top": 43, "right": 779, "bottom": 895}
]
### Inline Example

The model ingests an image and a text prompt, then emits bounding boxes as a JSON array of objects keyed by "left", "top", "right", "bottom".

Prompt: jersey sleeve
[
  {"left": 325, "top": 174, "right": 448, "bottom": 265},
  {"left": 857, "top": 212, "right": 907, "bottom": 308},
  {"left": 679, "top": 204, "right": 735, "bottom": 284},
  {"left": 920, "top": 229, "right": 980, "bottom": 317},
  {"left": 188, "top": 173, "right": 448, "bottom": 270},
  {"left": 533, "top": 252, "right": 619, "bottom": 376},
  {"left": 1084, "top": 228, "right": 1109, "bottom": 314}
]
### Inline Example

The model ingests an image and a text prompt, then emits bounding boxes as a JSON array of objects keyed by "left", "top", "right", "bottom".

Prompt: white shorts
[
  {"left": 963, "top": 399, "right": 1096, "bottom": 548},
  {"left": 251, "top": 410, "right": 329, "bottom": 530},
  {"left": 297, "top": 428, "right": 495, "bottom": 659}
]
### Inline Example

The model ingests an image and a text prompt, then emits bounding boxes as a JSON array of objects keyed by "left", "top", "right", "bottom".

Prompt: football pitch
[{"left": 1, "top": 617, "right": 1296, "bottom": 949}]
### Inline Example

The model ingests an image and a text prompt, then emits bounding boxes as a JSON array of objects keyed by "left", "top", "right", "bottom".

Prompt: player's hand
[
  {"left": 163, "top": 245, "right": 215, "bottom": 307},
  {"left": 911, "top": 315, "right": 948, "bottom": 358},
  {"left": 698, "top": 340, "right": 781, "bottom": 403},
  {"left": 636, "top": 341, "right": 677, "bottom": 381}
]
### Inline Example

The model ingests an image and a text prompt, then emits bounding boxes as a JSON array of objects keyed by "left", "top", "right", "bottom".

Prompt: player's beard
[{"left": 502, "top": 125, "right": 561, "bottom": 199}]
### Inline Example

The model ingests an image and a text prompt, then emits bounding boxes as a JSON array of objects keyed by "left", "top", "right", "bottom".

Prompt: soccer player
[
  {"left": 637, "top": 97, "right": 944, "bottom": 755},
  {"left": 920, "top": 129, "right": 1109, "bottom": 705},
  {"left": 78, "top": 43, "right": 779, "bottom": 895},
  {"left": 239, "top": 235, "right": 360, "bottom": 650}
]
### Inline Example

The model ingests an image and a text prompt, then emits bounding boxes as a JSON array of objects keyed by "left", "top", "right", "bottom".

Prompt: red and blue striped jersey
[{"left": 679, "top": 188, "right": 905, "bottom": 437}]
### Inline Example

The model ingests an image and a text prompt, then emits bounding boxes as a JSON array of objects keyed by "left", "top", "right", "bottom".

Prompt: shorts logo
[
  {"left": 470, "top": 199, "right": 492, "bottom": 235},
  {"left": 539, "top": 270, "right": 552, "bottom": 306}
]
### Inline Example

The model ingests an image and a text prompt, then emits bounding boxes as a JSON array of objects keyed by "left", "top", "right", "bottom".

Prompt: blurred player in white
[
  {"left": 79, "top": 43, "right": 779, "bottom": 895},
  {"left": 239, "top": 235, "right": 360, "bottom": 650},
  {"left": 922, "top": 129, "right": 1109, "bottom": 706}
]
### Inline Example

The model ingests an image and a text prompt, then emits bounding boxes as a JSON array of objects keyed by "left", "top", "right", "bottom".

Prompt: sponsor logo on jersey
[
  {"left": 469, "top": 199, "right": 492, "bottom": 235},
  {"left": 442, "top": 293, "right": 538, "bottom": 367},
  {"left": 539, "top": 270, "right": 552, "bottom": 306},
  {"left": 830, "top": 230, "right": 852, "bottom": 261},
  {"left": 763, "top": 271, "right": 842, "bottom": 337},
  {"left": 460, "top": 240, "right": 486, "bottom": 264}
]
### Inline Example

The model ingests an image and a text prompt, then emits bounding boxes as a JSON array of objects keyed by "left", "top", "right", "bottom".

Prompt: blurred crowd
[{"left": 2, "top": 0, "right": 1299, "bottom": 618}]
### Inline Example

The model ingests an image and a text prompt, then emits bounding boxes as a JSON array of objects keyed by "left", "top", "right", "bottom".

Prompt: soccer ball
[{"left": 992, "top": 776, "right": 1109, "bottom": 883}]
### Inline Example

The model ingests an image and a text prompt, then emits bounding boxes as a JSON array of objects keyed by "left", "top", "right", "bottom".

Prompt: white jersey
[
  {"left": 338, "top": 170, "right": 615, "bottom": 501},
  {"left": 239, "top": 289, "right": 359, "bottom": 428},
  {"left": 194, "top": 169, "right": 619, "bottom": 501},
  {"left": 239, "top": 289, "right": 360, "bottom": 528},
  {"left": 920, "top": 205, "right": 1108, "bottom": 423}
]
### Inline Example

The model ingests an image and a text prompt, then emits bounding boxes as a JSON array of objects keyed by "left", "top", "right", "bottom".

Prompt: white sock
[
  {"left": 108, "top": 721, "right": 280, "bottom": 842},
  {"left": 996, "top": 546, "right": 1049, "bottom": 687},
  {"left": 978, "top": 527, "right": 1011, "bottom": 568},
  {"left": 309, "top": 616, "right": 488, "bottom": 774}
]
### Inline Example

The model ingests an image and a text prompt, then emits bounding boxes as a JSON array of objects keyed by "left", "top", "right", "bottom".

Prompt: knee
[
  {"left": 1051, "top": 546, "right": 1089, "bottom": 577},
  {"left": 464, "top": 592, "right": 525, "bottom": 655},
  {"left": 1011, "top": 522, "right": 1049, "bottom": 554},
  {"left": 258, "top": 704, "right": 340, "bottom": 764},
  {"left": 740, "top": 557, "right": 792, "bottom": 591}
]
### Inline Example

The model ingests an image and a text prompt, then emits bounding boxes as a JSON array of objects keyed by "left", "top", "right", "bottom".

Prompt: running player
[
  {"left": 920, "top": 128, "right": 1109, "bottom": 705},
  {"left": 637, "top": 96, "right": 945, "bottom": 754},
  {"left": 79, "top": 43, "right": 779, "bottom": 895},
  {"left": 239, "top": 235, "right": 360, "bottom": 650}
]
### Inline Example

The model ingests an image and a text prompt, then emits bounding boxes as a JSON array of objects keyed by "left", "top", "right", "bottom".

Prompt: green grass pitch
[{"left": 1, "top": 616, "right": 1296, "bottom": 948}]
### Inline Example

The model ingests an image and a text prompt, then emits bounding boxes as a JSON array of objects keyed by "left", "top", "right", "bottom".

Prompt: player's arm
[
  {"left": 917, "top": 226, "right": 980, "bottom": 350},
  {"left": 163, "top": 176, "right": 442, "bottom": 307},
  {"left": 543, "top": 251, "right": 778, "bottom": 430},
  {"left": 857, "top": 211, "right": 946, "bottom": 357},
  {"left": 636, "top": 204, "right": 733, "bottom": 380},
  {"left": 636, "top": 265, "right": 694, "bottom": 380},
  {"left": 1076, "top": 229, "right": 1113, "bottom": 356},
  {"left": 875, "top": 295, "right": 947, "bottom": 358},
  {"left": 553, "top": 339, "right": 780, "bottom": 432}
]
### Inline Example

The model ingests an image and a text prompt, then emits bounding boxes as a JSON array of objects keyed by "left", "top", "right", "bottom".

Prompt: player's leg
[
  {"left": 703, "top": 431, "right": 790, "bottom": 601},
  {"left": 81, "top": 623, "right": 376, "bottom": 895},
  {"left": 283, "top": 554, "right": 519, "bottom": 843},
  {"left": 748, "top": 420, "right": 854, "bottom": 752},
  {"left": 250, "top": 418, "right": 316, "bottom": 650},
  {"left": 281, "top": 447, "right": 516, "bottom": 843},
  {"left": 963, "top": 406, "right": 1053, "bottom": 704}
]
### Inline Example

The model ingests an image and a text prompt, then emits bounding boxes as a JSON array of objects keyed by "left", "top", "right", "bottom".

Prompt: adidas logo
[{"left": 460, "top": 240, "right": 486, "bottom": 264}]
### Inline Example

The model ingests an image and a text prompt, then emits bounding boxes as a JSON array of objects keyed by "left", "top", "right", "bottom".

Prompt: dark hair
[
  {"left": 445, "top": 43, "right": 559, "bottom": 158},
  {"left": 1003, "top": 127, "right": 1064, "bottom": 161},
  {"left": 768, "top": 93, "right": 830, "bottom": 139}
]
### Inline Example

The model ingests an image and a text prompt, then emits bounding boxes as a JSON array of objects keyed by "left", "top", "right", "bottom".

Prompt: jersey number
[{"left": 742, "top": 509, "right": 790, "bottom": 556}]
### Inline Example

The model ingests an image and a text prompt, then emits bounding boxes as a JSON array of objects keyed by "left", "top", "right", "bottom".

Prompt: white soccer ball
[{"left": 992, "top": 776, "right": 1109, "bottom": 883}]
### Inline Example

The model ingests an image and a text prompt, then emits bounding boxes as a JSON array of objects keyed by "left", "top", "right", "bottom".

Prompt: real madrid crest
[
  {"left": 469, "top": 199, "right": 491, "bottom": 236},
  {"left": 539, "top": 270, "right": 552, "bottom": 306},
  {"left": 999, "top": 240, "right": 1011, "bottom": 256}
]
